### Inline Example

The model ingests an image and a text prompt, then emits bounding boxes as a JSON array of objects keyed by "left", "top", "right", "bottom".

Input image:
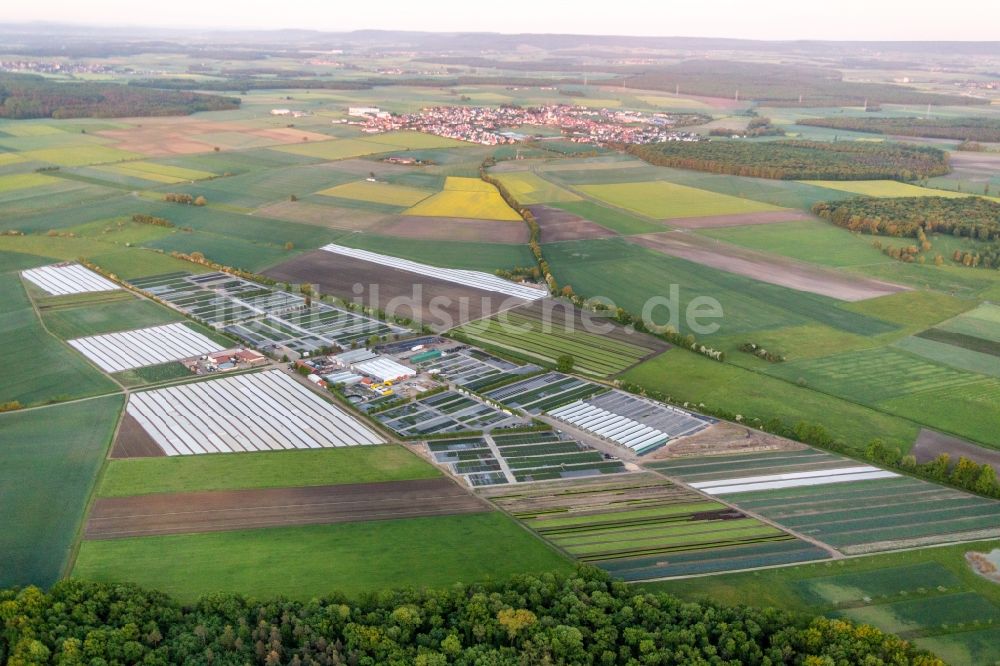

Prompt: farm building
[{"left": 353, "top": 357, "right": 417, "bottom": 383}]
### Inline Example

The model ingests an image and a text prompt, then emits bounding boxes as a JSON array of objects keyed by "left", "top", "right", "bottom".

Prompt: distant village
[{"left": 354, "top": 104, "right": 706, "bottom": 146}]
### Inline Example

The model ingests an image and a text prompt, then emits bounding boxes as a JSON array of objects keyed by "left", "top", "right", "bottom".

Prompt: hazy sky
[{"left": 3, "top": 0, "right": 999, "bottom": 41}]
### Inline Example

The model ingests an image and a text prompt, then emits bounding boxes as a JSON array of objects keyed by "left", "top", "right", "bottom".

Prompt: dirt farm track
[{"left": 84, "top": 478, "right": 488, "bottom": 539}]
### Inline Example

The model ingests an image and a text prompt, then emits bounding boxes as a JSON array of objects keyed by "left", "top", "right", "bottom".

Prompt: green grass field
[
  {"left": 545, "top": 238, "right": 897, "bottom": 337},
  {"left": 622, "top": 350, "right": 919, "bottom": 452},
  {"left": 38, "top": 292, "right": 183, "bottom": 339},
  {"left": 713, "top": 291, "right": 977, "bottom": 362},
  {"left": 98, "top": 445, "right": 440, "bottom": 497},
  {"left": 768, "top": 347, "right": 1000, "bottom": 448},
  {"left": 317, "top": 180, "right": 435, "bottom": 207},
  {"left": 94, "top": 161, "right": 216, "bottom": 184},
  {"left": 271, "top": 137, "right": 420, "bottom": 161},
  {"left": 0, "top": 395, "right": 123, "bottom": 587},
  {"left": 550, "top": 200, "right": 664, "bottom": 235},
  {"left": 579, "top": 181, "right": 785, "bottom": 219},
  {"left": 642, "top": 540, "right": 1000, "bottom": 666},
  {"left": 20, "top": 145, "right": 143, "bottom": 167},
  {"left": 333, "top": 233, "right": 534, "bottom": 271},
  {"left": 697, "top": 219, "right": 892, "bottom": 268},
  {"left": 543, "top": 159, "right": 854, "bottom": 210},
  {"left": 0, "top": 271, "right": 119, "bottom": 406},
  {"left": 73, "top": 512, "right": 571, "bottom": 601},
  {"left": 361, "top": 131, "right": 469, "bottom": 150},
  {"left": 895, "top": 335, "right": 1000, "bottom": 378},
  {"left": 0, "top": 172, "right": 59, "bottom": 192}
]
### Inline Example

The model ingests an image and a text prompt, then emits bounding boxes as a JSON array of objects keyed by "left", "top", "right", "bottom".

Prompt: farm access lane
[{"left": 84, "top": 477, "right": 488, "bottom": 539}]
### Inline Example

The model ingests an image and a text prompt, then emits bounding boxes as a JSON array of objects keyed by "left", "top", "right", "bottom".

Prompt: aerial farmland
[{"left": 2, "top": 21, "right": 1000, "bottom": 665}]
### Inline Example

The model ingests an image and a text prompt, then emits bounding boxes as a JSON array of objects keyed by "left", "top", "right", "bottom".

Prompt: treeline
[
  {"left": 798, "top": 116, "right": 1000, "bottom": 142},
  {"left": 0, "top": 569, "right": 943, "bottom": 666},
  {"left": 164, "top": 193, "right": 206, "bottom": 206},
  {"left": 0, "top": 74, "right": 239, "bottom": 119},
  {"left": 812, "top": 196, "right": 1000, "bottom": 240},
  {"left": 629, "top": 139, "right": 950, "bottom": 181},
  {"left": 623, "top": 60, "right": 985, "bottom": 107},
  {"left": 127, "top": 74, "right": 589, "bottom": 93},
  {"left": 131, "top": 214, "right": 173, "bottom": 228},
  {"left": 867, "top": 440, "right": 1000, "bottom": 498}
]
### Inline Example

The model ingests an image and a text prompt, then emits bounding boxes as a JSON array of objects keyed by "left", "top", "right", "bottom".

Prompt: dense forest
[
  {"left": 629, "top": 139, "right": 950, "bottom": 180},
  {"left": 0, "top": 74, "right": 239, "bottom": 119},
  {"left": 622, "top": 60, "right": 986, "bottom": 107},
  {"left": 798, "top": 116, "right": 1000, "bottom": 142},
  {"left": 812, "top": 196, "right": 1000, "bottom": 240},
  {"left": 0, "top": 569, "right": 942, "bottom": 666}
]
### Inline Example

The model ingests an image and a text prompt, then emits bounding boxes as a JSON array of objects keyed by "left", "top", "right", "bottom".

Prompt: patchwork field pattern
[
  {"left": 124, "top": 370, "right": 385, "bottom": 455},
  {"left": 0, "top": 172, "right": 59, "bottom": 192},
  {"left": 318, "top": 180, "right": 435, "bottom": 207},
  {"left": 895, "top": 303, "right": 1000, "bottom": 378},
  {"left": 628, "top": 230, "right": 907, "bottom": 301},
  {"left": 93, "top": 161, "right": 216, "bottom": 184},
  {"left": 767, "top": 346, "right": 1000, "bottom": 446},
  {"left": 579, "top": 181, "right": 785, "bottom": 220},
  {"left": 68, "top": 322, "right": 224, "bottom": 372},
  {"left": 481, "top": 473, "right": 829, "bottom": 580},
  {"left": 404, "top": 176, "right": 522, "bottom": 220},
  {"left": 544, "top": 239, "right": 899, "bottom": 338},
  {"left": 493, "top": 171, "right": 582, "bottom": 204},
  {"left": 651, "top": 449, "right": 1000, "bottom": 554},
  {"left": 22, "top": 262, "right": 120, "bottom": 295},
  {"left": 428, "top": 430, "right": 627, "bottom": 487}
]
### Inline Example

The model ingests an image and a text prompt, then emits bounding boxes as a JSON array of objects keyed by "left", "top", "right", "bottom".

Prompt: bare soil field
[
  {"left": 264, "top": 250, "right": 531, "bottom": 330},
  {"left": 647, "top": 421, "right": 807, "bottom": 460},
  {"left": 629, "top": 231, "right": 908, "bottom": 301},
  {"left": 912, "top": 428, "right": 1000, "bottom": 473},
  {"left": 666, "top": 210, "right": 813, "bottom": 229},
  {"left": 947, "top": 150, "right": 1000, "bottom": 177},
  {"left": 110, "top": 414, "right": 167, "bottom": 459},
  {"left": 376, "top": 216, "right": 529, "bottom": 243},
  {"left": 97, "top": 119, "right": 329, "bottom": 156},
  {"left": 528, "top": 205, "right": 617, "bottom": 241},
  {"left": 255, "top": 201, "right": 392, "bottom": 230},
  {"left": 84, "top": 478, "right": 487, "bottom": 539}
]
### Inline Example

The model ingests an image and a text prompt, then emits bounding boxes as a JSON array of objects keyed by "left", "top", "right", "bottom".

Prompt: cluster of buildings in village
[
  {"left": 0, "top": 60, "right": 118, "bottom": 75},
  {"left": 354, "top": 104, "right": 705, "bottom": 145}
]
